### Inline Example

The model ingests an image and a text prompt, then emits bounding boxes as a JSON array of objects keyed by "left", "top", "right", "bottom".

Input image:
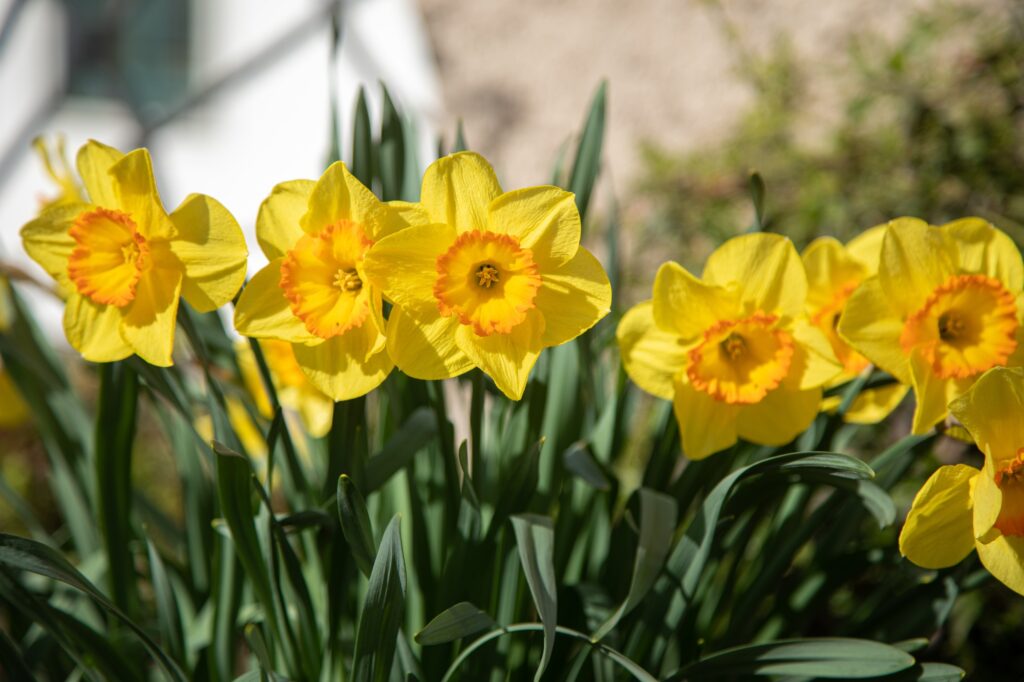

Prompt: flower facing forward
[
  {"left": 234, "top": 162, "right": 406, "bottom": 401},
  {"left": 237, "top": 339, "right": 334, "bottom": 437},
  {"left": 618, "top": 233, "right": 841, "bottom": 459},
  {"left": 803, "top": 227, "right": 908, "bottom": 423},
  {"left": 362, "top": 152, "right": 612, "bottom": 400},
  {"left": 838, "top": 217, "right": 1023, "bottom": 434},
  {"left": 20, "top": 140, "right": 248, "bottom": 366},
  {"left": 900, "top": 366, "right": 1024, "bottom": 595}
]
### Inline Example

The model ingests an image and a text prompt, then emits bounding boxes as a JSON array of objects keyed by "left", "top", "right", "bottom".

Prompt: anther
[
  {"left": 721, "top": 333, "right": 746, "bottom": 360},
  {"left": 335, "top": 269, "right": 362, "bottom": 292},
  {"left": 476, "top": 264, "right": 500, "bottom": 288},
  {"left": 938, "top": 312, "right": 966, "bottom": 341}
]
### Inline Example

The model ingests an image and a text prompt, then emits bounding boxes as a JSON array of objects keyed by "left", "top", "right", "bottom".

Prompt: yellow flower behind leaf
[
  {"left": 33, "top": 136, "right": 85, "bottom": 209},
  {"left": 362, "top": 152, "right": 612, "bottom": 400},
  {"left": 20, "top": 140, "right": 248, "bottom": 366},
  {"left": 838, "top": 217, "right": 1024, "bottom": 434},
  {"left": 234, "top": 162, "right": 404, "bottom": 401},
  {"left": 804, "top": 227, "right": 909, "bottom": 424},
  {"left": 618, "top": 233, "right": 841, "bottom": 460},
  {"left": 899, "top": 366, "right": 1024, "bottom": 595}
]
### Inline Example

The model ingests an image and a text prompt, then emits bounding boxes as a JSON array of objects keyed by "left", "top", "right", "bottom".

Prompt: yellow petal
[
  {"left": 63, "top": 292, "right": 133, "bottom": 363},
  {"left": 76, "top": 140, "right": 123, "bottom": 206},
  {"left": 378, "top": 200, "right": 431, "bottom": 240},
  {"left": 973, "top": 464, "right": 1002, "bottom": 543},
  {"left": 297, "top": 390, "right": 334, "bottom": 438},
  {"left": 736, "top": 385, "right": 821, "bottom": 446},
  {"left": 943, "top": 217, "right": 1024, "bottom": 293},
  {"left": 617, "top": 301, "right": 688, "bottom": 401},
  {"left": 976, "top": 534, "right": 1024, "bottom": 596},
  {"left": 226, "top": 397, "right": 268, "bottom": 460},
  {"left": 302, "top": 161, "right": 385, "bottom": 235},
  {"left": 899, "top": 464, "right": 978, "bottom": 569},
  {"left": 801, "top": 237, "right": 867, "bottom": 312},
  {"left": 487, "top": 186, "right": 580, "bottom": 267},
  {"left": 236, "top": 340, "right": 274, "bottom": 418},
  {"left": 421, "top": 152, "right": 502, "bottom": 232},
  {"left": 386, "top": 307, "right": 473, "bottom": 380},
  {"left": 843, "top": 383, "right": 909, "bottom": 424},
  {"left": 908, "top": 350, "right": 965, "bottom": 435},
  {"left": 878, "top": 217, "right": 957, "bottom": 316},
  {"left": 362, "top": 222, "right": 457, "bottom": 318},
  {"left": 20, "top": 202, "right": 89, "bottom": 289},
  {"left": 673, "top": 378, "right": 740, "bottom": 460},
  {"left": 702, "top": 233, "right": 805, "bottom": 321},
  {"left": 535, "top": 247, "right": 611, "bottom": 347},
  {"left": 949, "top": 366, "right": 1024, "bottom": 471},
  {"left": 234, "top": 260, "right": 322, "bottom": 345},
  {"left": 109, "top": 149, "right": 176, "bottom": 240},
  {"left": 837, "top": 276, "right": 910, "bottom": 384},
  {"left": 845, "top": 224, "right": 887, "bottom": 272},
  {"left": 120, "top": 248, "right": 183, "bottom": 367},
  {"left": 454, "top": 309, "right": 545, "bottom": 400},
  {"left": 786, "top": 320, "right": 841, "bottom": 390},
  {"left": 292, "top": 325, "right": 392, "bottom": 401},
  {"left": 256, "top": 179, "right": 314, "bottom": 260},
  {"left": 652, "top": 261, "right": 735, "bottom": 340},
  {"left": 0, "top": 370, "right": 29, "bottom": 428},
  {"left": 169, "top": 193, "right": 248, "bottom": 312}
]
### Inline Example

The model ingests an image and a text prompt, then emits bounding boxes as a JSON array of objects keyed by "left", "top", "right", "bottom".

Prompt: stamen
[
  {"left": 720, "top": 333, "right": 746, "bottom": 360},
  {"left": 938, "top": 312, "right": 965, "bottom": 341},
  {"left": 995, "top": 448, "right": 1024, "bottom": 487},
  {"left": 335, "top": 269, "right": 363, "bottom": 292},
  {"left": 476, "top": 264, "right": 500, "bottom": 288}
]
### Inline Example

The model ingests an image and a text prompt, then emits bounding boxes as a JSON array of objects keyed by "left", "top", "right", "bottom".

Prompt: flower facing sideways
[
  {"left": 838, "top": 217, "right": 1023, "bottom": 434},
  {"left": 20, "top": 140, "right": 248, "bottom": 366},
  {"left": 362, "top": 152, "right": 612, "bottom": 400},
  {"left": 618, "top": 233, "right": 841, "bottom": 460},
  {"left": 900, "top": 366, "right": 1024, "bottom": 595}
]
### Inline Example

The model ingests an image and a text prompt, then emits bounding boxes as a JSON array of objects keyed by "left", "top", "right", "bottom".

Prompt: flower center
[
  {"left": 810, "top": 280, "right": 870, "bottom": 375},
  {"left": 686, "top": 311, "right": 795, "bottom": 405},
  {"left": 899, "top": 274, "right": 1018, "bottom": 380},
  {"left": 67, "top": 207, "right": 149, "bottom": 307},
  {"left": 434, "top": 231, "right": 542, "bottom": 336},
  {"left": 279, "top": 220, "right": 374, "bottom": 339},
  {"left": 994, "top": 448, "right": 1024, "bottom": 537}
]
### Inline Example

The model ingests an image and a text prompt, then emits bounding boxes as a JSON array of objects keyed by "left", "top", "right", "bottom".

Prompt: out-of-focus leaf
[
  {"left": 353, "top": 515, "right": 407, "bottom": 682},
  {"left": 352, "top": 85, "right": 374, "bottom": 187},
  {"left": 337, "top": 474, "right": 377, "bottom": 578},
  {"left": 564, "top": 443, "right": 611, "bottom": 490},
  {"left": 486, "top": 438, "right": 543, "bottom": 542},
  {"left": 146, "top": 538, "right": 185, "bottom": 664},
  {"left": 415, "top": 602, "right": 496, "bottom": 646},
  {"left": 748, "top": 170, "right": 766, "bottom": 231},
  {"left": 511, "top": 514, "right": 558, "bottom": 682},
  {"left": 379, "top": 83, "right": 405, "bottom": 201},
  {"left": 568, "top": 80, "right": 607, "bottom": 221},
  {"left": 364, "top": 407, "right": 436, "bottom": 493},
  {"left": 453, "top": 119, "right": 468, "bottom": 152}
]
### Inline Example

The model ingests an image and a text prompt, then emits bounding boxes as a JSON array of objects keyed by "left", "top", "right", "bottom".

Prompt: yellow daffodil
[
  {"left": 361, "top": 152, "right": 612, "bottom": 400},
  {"left": 900, "top": 366, "right": 1024, "bottom": 595},
  {"left": 234, "top": 162, "right": 409, "bottom": 401},
  {"left": 32, "top": 136, "right": 85, "bottom": 209},
  {"left": 19, "top": 140, "right": 248, "bottom": 366},
  {"left": 618, "top": 233, "right": 841, "bottom": 460},
  {"left": 236, "top": 339, "right": 334, "bottom": 438},
  {"left": 804, "top": 226, "right": 909, "bottom": 424},
  {"left": 838, "top": 217, "right": 1023, "bottom": 434}
]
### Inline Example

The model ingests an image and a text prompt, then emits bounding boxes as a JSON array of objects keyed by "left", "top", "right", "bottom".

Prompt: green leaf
[
  {"left": 415, "top": 602, "right": 497, "bottom": 645},
  {"left": 353, "top": 515, "right": 407, "bottom": 682},
  {"left": 146, "top": 538, "right": 185, "bottom": 664},
  {"left": 337, "top": 474, "right": 377, "bottom": 578},
  {"left": 669, "top": 638, "right": 916, "bottom": 679},
  {"left": 567, "top": 80, "right": 607, "bottom": 222},
  {"left": 510, "top": 514, "right": 558, "bottom": 682},
  {"left": 363, "top": 407, "right": 437, "bottom": 493},
  {"left": 563, "top": 442, "right": 611, "bottom": 490},
  {"left": 453, "top": 119, "right": 468, "bottom": 152},
  {"left": 352, "top": 85, "right": 374, "bottom": 187},
  {"left": 748, "top": 170, "right": 766, "bottom": 231},
  {"left": 486, "top": 438, "right": 543, "bottom": 542},
  {"left": 379, "top": 83, "right": 405, "bottom": 201}
]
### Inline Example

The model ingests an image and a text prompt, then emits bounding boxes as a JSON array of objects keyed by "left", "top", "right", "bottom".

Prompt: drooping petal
[
  {"left": 76, "top": 140, "right": 123, "bottom": 207},
  {"left": 487, "top": 186, "right": 580, "bottom": 267},
  {"left": 234, "top": 260, "right": 323, "bottom": 345},
  {"left": 672, "top": 378, "right": 740, "bottom": 460},
  {"left": 256, "top": 179, "right": 314, "bottom": 260},
  {"left": 702, "top": 233, "right": 805, "bottom": 321},
  {"left": 843, "top": 383, "right": 909, "bottom": 425},
  {"left": 652, "top": 261, "right": 736, "bottom": 340},
  {"left": 837, "top": 276, "right": 910, "bottom": 384},
  {"left": 454, "top": 309, "right": 545, "bottom": 400},
  {"left": 736, "top": 385, "right": 821, "bottom": 446},
  {"left": 120, "top": 246, "right": 183, "bottom": 367},
  {"left": 949, "top": 366, "right": 1024, "bottom": 471},
  {"left": 617, "top": 301, "right": 688, "bottom": 401},
  {"left": 786, "top": 320, "right": 841, "bottom": 390},
  {"left": 362, "top": 222, "right": 457, "bottom": 317},
  {"left": 534, "top": 247, "right": 611, "bottom": 347},
  {"left": 63, "top": 292, "right": 133, "bottom": 363},
  {"left": 386, "top": 307, "right": 473, "bottom": 380},
  {"left": 899, "top": 464, "right": 978, "bottom": 569},
  {"left": 845, "top": 224, "right": 887, "bottom": 272},
  {"left": 20, "top": 202, "right": 90, "bottom": 289},
  {"left": 976, "top": 535, "right": 1024, "bottom": 596},
  {"left": 109, "top": 149, "right": 176, "bottom": 240},
  {"left": 908, "top": 350, "right": 966, "bottom": 435},
  {"left": 169, "top": 193, "right": 248, "bottom": 312},
  {"left": 878, "top": 217, "right": 958, "bottom": 317},
  {"left": 292, "top": 325, "right": 392, "bottom": 401},
  {"left": 943, "top": 217, "right": 1024, "bottom": 293},
  {"left": 303, "top": 161, "right": 386, "bottom": 235},
  {"left": 420, "top": 152, "right": 502, "bottom": 232}
]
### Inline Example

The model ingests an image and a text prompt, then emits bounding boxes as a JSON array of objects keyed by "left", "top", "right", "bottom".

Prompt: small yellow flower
[
  {"left": 0, "top": 364, "right": 29, "bottom": 429},
  {"left": 32, "top": 135, "right": 85, "bottom": 208},
  {"left": 804, "top": 227, "right": 909, "bottom": 424},
  {"left": 618, "top": 233, "right": 841, "bottom": 460},
  {"left": 899, "top": 366, "right": 1024, "bottom": 595},
  {"left": 234, "top": 162, "right": 406, "bottom": 401},
  {"left": 19, "top": 140, "right": 248, "bottom": 366},
  {"left": 362, "top": 152, "right": 612, "bottom": 400},
  {"left": 236, "top": 339, "right": 334, "bottom": 438},
  {"left": 838, "top": 217, "right": 1023, "bottom": 434}
]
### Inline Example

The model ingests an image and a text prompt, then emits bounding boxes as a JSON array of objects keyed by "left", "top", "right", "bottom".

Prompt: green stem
[{"left": 470, "top": 370, "right": 485, "bottom": 486}]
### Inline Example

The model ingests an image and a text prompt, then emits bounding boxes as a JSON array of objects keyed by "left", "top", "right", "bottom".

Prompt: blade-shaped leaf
[
  {"left": 511, "top": 514, "right": 558, "bottom": 682},
  {"left": 353, "top": 515, "right": 407, "bottom": 682},
  {"left": 363, "top": 408, "right": 437, "bottom": 493},
  {"left": 567, "top": 80, "right": 607, "bottom": 221},
  {"left": 337, "top": 474, "right": 377, "bottom": 578},
  {"left": 415, "top": 602, "right": 496, "bottom": 646}
]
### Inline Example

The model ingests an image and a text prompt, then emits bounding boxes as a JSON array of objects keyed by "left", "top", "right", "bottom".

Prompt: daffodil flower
[
  {"left": 900, "top": 366, "right": 1024, "bottom": 595},
  {"left": 838, "top": 217, "right": 1023, "bottom": 434},
  {"left": 20, "top": 140, "right": 248, "bottom": 366},
  {"left": 618, "top": 233, "right": 841, "bottom": 459},
  {"left": 237, "top": 339, "right": 334, "bottom": 437},
  {"left": 804, "top": 226, "right": 909, "bottom": 424},
  {"left": 234, "top": 162, "right": 408, "bottom": 401},
  {"left": 361, "top": 152, "right": 612, "bottom": 400},
  {"left": 32, "top": 135, "right": 85, "bottom": 209}
]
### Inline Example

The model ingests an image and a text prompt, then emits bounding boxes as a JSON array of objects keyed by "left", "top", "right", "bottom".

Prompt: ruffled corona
[
  {"left": 899, "top": 274, "right": 1018, "bottom": 380},
  {"left": 67, "top": 207, "right": 149, "bottom": 307},
  {"left": 434, "top": 230, "right": 542, "bottom": 336},
  {"left": 279, "top": 220, "right": 373, "bottom": 339},
  {"left": 686, "top": 312, "right": 795, "bottom": 405},
  {"left": 811, "top": 281, "right": 870, "bottom": 375}
]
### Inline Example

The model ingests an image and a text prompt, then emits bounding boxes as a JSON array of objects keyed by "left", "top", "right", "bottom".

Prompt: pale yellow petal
[
  {"left": 302, "top": 161, "right": 386, "bottom": 235},
  {"left": 702, "top": 233, "right": 805, "bottom": 320},
  {"left": 297, "top": 391, "right": 334, "bottom": 438},
  {"left": 736, "top": 385, "right": 821, "bottom": 446},
  {"left": 535, "top": 247, "right": 611, "bottom": 347},
  {"left": 845, "top": 224, "right": 887, "bottom": 272},
  {"left": 63, "top": 292, "right": 133, "bottom": 363},
  {"left": 786, "top": 320, "right": 841, "bottom": 390},
  {"left": 420, "top": 152, "right": 502, "bottom": 232},
  {"left": 801, "top": 237, "right": 867, "bottom": 312},
  {"left": 837, "top": 276, "right": 910, "bottom": 384},
  {"left": 653, "top": 261, "right": 735, "bottom": 340},
  {"left": 169, "top": 193, "right": 248, "bottom": 312},
  {"left": 899, "top": 464, "right": 978, "bottom": 569},
  {"left": 120, "top": 247, "right": 183, "bottom": 367},
  {"left": 843, "top": 383, "right": 909, "bottom": 425},
  {"left": 908, "top": 350, "right": 965, "bottom": 435},
  {"left": 617, "top": 301, "right": 688, "bottom": 401},
  {"left": 109, "top": 149, "right": 176, "bottom": 240},
  {"left": 878, "top": 217, "right": 957, "bottom": 316},
  {"left": 386, "top": 307, "right": 473, "bottom": 380},
  {"left": 454, "top": 309, "right": 545, "bottom": 400},
  {"left": 256, "top": 179, "right": 314, "bottom": 260},
  {"left": 976, "top": 534, "right": 1024, "bottom": 596},
  {"left": 487, "top": 186, "right": 579, "bottom": 267},
  {"left": 943, "top": 217, "right": 1024, "bottom": 293},
  {"left": 949, "top": 366, "right": 1024, "bottom": 471},
  {"left": 20, "top": 203, "right": 89, "bottom": 289},
  {"left": 378, "top": 201, "right": 431, "bottom": 240},
  {"left": 974, "top": 469, "right": 1002, "bottom": 544},
  {"left": 76, "top": 140, "right": 123, "bottom": 207},
  {"left": 673, "top": 378, "right": 740, "bottom": 460},
  {"left": 362, "top": 223, "right": 456, "bottom": 317},
  {"left": 293, "top": 326, "right": 392, "bottom": 401},
  {"left": 233, "top": 261, "right": 322, "bottom": 345}
]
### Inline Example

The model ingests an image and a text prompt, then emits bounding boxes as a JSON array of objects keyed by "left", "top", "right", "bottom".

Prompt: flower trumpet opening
[
  {"left": 900, "top": 274, "right": 1018, "bottom": 380},
  {"left": 686, "top": 311, "right": 794, "bottom": 405},
  {"left": 434, "top": 231, "right": 542, "bottom": 336},
  {"left": 995, "top": 447, "right": 1024, "bottom": 537},
  {"left": 67, "top": 207, "right": 149, "bottom": 307},
  {"left": 279, "top": 220, "right": 373, "bottom": 339},
  {"left": 811, "top": 281, "right": 870, "bottom": 375}
]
